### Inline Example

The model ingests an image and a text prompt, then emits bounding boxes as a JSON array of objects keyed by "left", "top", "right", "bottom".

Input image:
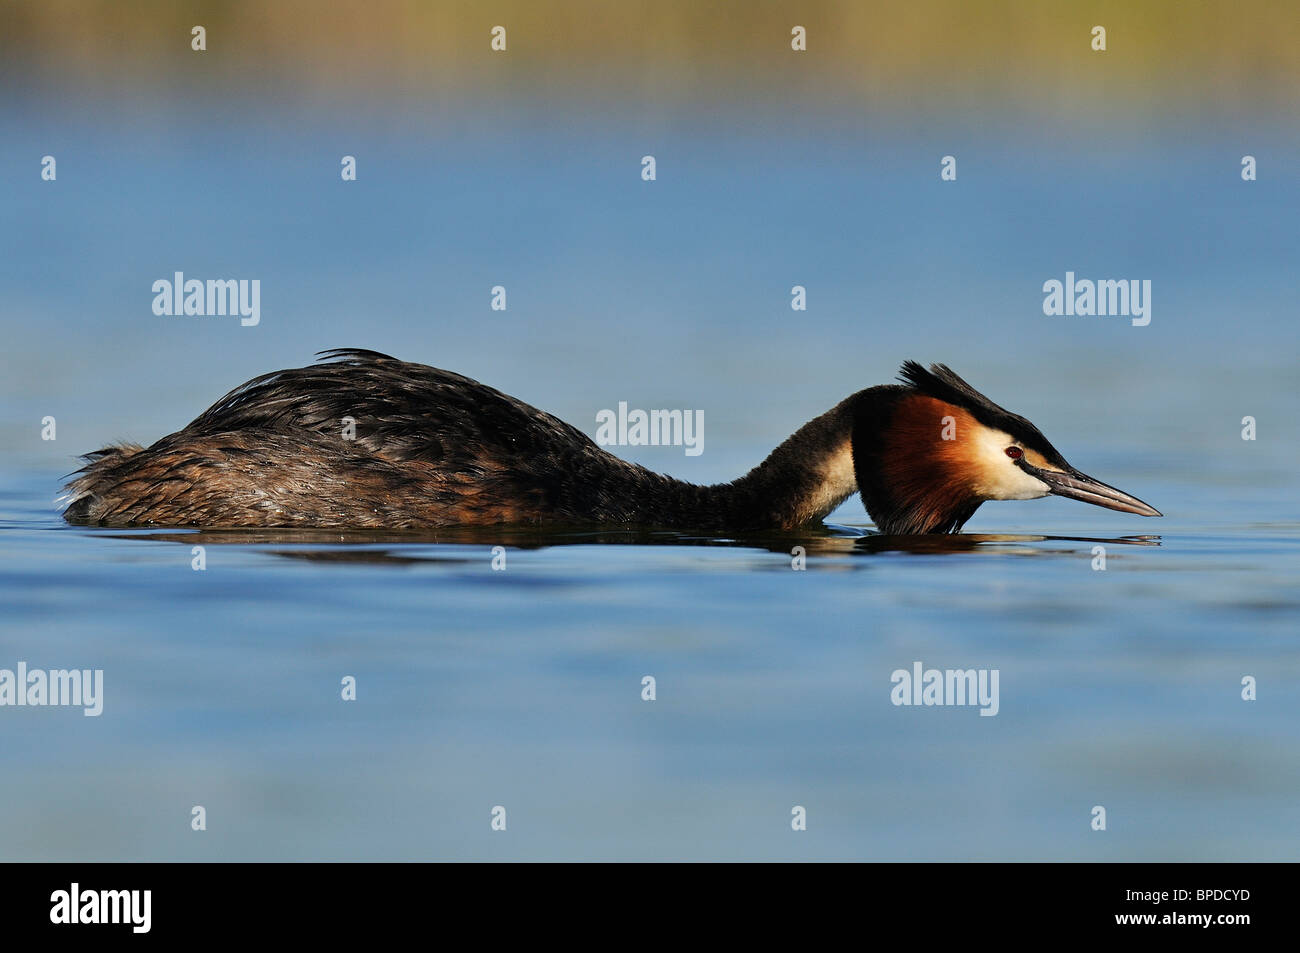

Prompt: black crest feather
[{"left": 897, "top": 361, "right": 1069, "bottom": 468}]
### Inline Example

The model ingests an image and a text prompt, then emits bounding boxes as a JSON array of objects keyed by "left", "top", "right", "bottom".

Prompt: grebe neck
[{"left": 650, "top": 396, "right": 859, "bottom": 531}]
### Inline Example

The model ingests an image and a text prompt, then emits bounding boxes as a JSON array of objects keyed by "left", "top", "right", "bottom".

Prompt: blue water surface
[{"left": 1, "top": 94, "right": 1297, "bottom": 860}]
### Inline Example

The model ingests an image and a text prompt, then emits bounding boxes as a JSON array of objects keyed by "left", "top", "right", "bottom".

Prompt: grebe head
[{"left": 850, "top": 362, "right": 1162, "bottom": 535}]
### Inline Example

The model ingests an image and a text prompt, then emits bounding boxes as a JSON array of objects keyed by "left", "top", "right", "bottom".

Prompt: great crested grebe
[{"left": 62, "top": 350, "right": 1161, "bottom": 533}]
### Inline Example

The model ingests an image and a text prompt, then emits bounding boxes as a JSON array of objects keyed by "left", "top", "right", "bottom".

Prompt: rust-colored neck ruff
[{"left": 864, "top": 394, "right": 983, "bottom": 534}]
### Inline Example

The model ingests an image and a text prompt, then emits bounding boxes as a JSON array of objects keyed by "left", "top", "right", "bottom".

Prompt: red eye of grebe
[{"left": 1005, "top": 447, "right": 1023, "bottom": 459}]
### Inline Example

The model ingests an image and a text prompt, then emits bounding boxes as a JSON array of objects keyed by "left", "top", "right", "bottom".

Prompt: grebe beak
[{"left": 1021, "top": 462, "right": 1162, "bottom": 517}]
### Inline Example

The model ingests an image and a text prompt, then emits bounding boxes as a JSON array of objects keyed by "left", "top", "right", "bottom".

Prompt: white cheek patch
[{"left": 968, "top": 428, "right": 1051, "bottom": 501}]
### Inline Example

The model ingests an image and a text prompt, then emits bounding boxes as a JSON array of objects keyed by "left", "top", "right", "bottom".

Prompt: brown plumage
[
  {"left": 62, "top": 351, "right": 1161, "bottom": 534},
  {"left": 876, "top": 397, "right": 983, "bottom": 534}
]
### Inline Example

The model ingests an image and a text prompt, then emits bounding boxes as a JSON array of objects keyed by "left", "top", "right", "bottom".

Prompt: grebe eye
[{"left": 1005, "top": 446, "right": 1023, "bottom": 459}]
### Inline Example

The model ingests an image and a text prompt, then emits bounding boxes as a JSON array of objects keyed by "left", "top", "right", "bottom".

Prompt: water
[{"left": 1, "top": 97, "right": 1298, "bottom": 860}]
